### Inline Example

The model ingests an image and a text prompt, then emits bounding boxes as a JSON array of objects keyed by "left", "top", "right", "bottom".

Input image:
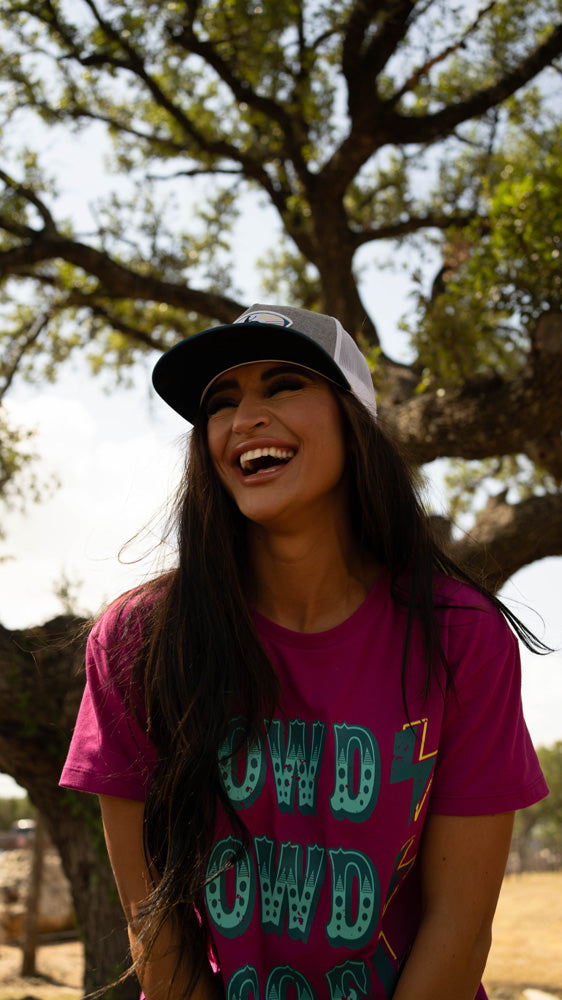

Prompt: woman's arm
[
  {"left": 392, "top": 811, "right": 514, "bottom": 1000},
  {"left": 99, "top": 794, "right": 223, "bottom": 1000}
]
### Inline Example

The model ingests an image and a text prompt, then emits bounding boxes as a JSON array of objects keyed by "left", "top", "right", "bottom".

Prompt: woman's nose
[{"left": 231, "top": 393, "right": 270, "bottom": 433}]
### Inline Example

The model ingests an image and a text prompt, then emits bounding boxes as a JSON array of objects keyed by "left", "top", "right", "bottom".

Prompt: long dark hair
[{"left": 126, "top": 387, "right": 547, "bottom": 994}]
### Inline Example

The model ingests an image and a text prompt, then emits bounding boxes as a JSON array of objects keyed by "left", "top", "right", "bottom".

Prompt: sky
[{"left": 0, "top": 69, "right": 561, "bottom": 799}]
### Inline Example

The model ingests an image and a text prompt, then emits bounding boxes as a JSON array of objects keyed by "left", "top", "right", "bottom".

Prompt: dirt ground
[
  {"left": 0, "top": 938, "right": 82, "bottom": 1000},
  {"left": 483, "top": 871, "right": 562, "bottom": 1000},
  {"left": 0, "top": 872, "right": 561, "bottom": 999}
]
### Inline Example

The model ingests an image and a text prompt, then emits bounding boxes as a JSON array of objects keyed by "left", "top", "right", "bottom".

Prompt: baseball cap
[{"left": 152, "top": 303, "right": 377, "bottom": 424}]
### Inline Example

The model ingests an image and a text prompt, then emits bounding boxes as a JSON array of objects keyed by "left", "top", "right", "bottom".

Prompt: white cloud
[{"left": 1, "top": 386, "right": 186, "bottom": 626}]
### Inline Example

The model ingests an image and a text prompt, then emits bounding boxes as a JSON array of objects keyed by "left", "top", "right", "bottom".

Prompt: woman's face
[{"left": 205, "top": 361, "right": 349, "bottom": 532}]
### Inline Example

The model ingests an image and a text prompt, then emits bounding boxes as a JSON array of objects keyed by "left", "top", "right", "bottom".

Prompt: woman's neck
[{"left": 247, "top": 523, "right": 380, "bottom": 633}]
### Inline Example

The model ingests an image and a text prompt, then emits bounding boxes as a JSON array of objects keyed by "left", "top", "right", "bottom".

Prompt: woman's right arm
[{"left": 99, "top": 794, "right": 223, "bottom": 1000}]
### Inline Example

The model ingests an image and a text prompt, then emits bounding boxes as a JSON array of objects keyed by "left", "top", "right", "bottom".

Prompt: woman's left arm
[{"left": 392, "top": 811, "right": 514, "bottom": 1000}]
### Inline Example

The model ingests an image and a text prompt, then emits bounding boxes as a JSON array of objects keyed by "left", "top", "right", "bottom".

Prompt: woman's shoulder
[
  {"left": 432, "top": 573, "right": 495, "bottom": 611},
  {"left": 432, "top": 572, "right": 517, "bottom": 658},
  {"left": 89, "top": 575, "right": 171, "bottom": 652}
]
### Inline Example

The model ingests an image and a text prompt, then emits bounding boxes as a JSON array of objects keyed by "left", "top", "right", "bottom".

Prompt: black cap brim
[{"left": 151, "top": 323, "right": 350, "bottom": 423}]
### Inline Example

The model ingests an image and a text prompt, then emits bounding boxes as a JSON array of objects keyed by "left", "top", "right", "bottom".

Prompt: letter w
[
  {"left": 255, "top": 836, "right": 326, "bottom": 943},
  {"left": 267, "top": 719, "right": 326, "bottom": 814}
]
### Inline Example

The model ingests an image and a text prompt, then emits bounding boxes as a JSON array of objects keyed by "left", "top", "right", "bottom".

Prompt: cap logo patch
[{"left": 235, "top": 310, "right": 293, "bottom": 328}]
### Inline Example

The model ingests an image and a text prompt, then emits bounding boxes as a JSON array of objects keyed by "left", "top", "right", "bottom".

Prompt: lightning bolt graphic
[
  {"left": 382, "top": 836, "right": 417, "bottom": 917},
  {"left": 372, "top": 932, "right": 400, "bottom": 997},
  {"left": 390, "top": 719, "right": 437, "bottom": 823}
]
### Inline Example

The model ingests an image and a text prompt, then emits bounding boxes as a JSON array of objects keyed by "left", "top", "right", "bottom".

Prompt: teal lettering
[
  {"left": 265, "top": 966, "right": 316, "bottom": 1000},
  {"left": 205, "top": 837, "right": 255, "bottom": 938},
  {"left": 326, "top": 848, "right": 380, "bottom": 948},
  {"left": 219, "top": 717, "right": 267, "bottom": 809},
  {"left": 325, "top": 959, "right": 371, "bottom": 999},
  {"left": 254, "top": 836, "right": 326, "bottom": 942},
  {"left": 267, "top": 719, "right": 326, "bottom": 815},
  {"left": 227, "top": 966, "right": 260, "bottom": 1000},
  {"left": 330, "top": 724, "right": 380, "bottom": 822}
]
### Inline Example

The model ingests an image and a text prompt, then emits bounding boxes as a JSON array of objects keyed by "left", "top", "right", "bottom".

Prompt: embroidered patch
[{"left": 235, "top": 310, "right": 293, "bottom": 327}]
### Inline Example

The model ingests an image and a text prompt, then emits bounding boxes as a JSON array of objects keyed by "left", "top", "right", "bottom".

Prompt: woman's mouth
[{"left": 239, "top": 446, "right": 295, "bottom": 476}]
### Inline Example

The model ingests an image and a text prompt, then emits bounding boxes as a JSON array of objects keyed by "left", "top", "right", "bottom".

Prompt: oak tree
[{"left": 0, "top": 1, "right": 561, "bottom": 994}]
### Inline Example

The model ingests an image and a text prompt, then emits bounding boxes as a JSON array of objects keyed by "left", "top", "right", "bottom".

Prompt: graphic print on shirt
[
  {"left": 255, "top": 836, "right": 327, "bottom": 942},
  {"left": 382, "top": 836, "right": 417, "bottom": 917},
  {"left": 267, "top": 719, "right": 327, "bottom": 815},
  {"left": 208, "top": 716, "right": 437, "bottom": 999},
  {"left": 218, "top": 718, "right": 268, "bottom": 809},
  {"left": 325, "top": 847, "right": 380, "bottom": 947},
  {"left": 206, "top": 837, "right": 256, "bottom": 938},
  {"left": 371, "top": 933, "right": 400, "bottom": 997},
  {"left": 390, "top": 719, "right": 437, "bottom": 822},
  {"left": 368, "top": 838, "right": 418, "bottom": 997},
  {"left": 330, "top": 723, "right": 381, "bottom": 822}
]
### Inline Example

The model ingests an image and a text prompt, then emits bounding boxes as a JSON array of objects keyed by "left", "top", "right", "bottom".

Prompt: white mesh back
[{"left": 333, "top": 318, "right": 377, "bottom": 418}]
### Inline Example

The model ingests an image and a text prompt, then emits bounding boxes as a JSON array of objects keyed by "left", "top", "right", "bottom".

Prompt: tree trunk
[
  {"left": 0, "top": 618, "right": 139, "bottom": 1000},
  {"left": 21, "top": 812, "right": 46, "bottom": 977}
]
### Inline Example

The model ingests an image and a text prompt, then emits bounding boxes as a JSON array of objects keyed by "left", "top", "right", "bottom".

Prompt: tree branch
[
  {"left": 0, "top": 232, "right": 244, "bottom": 323},
  {"left": 379, "top": 312, "right": 562, "bottom": 470},
  {"left": 442, "top": 491, "right": 562, "bottom": 591},
  {"left": 0, "top": 309, "right": 53, "bottom": 399},
  {"left": 0, "top": 169, "right": 57, "bottom": 234},
  {"left": 30, "top": 0, "right": 291, "bottom": 205},
  {"left": 171, "top": 18, "right": 311, "bottom": 185},
  {"left": 391, "top": 1, "right": 498, "bottom": 105},
  {"left": 147, "top": 167, "right": 245, "bottom": 181},
  {"left": 388, "top": 21, "right": 562, "bottom": 146},
  {"left": 350, "top": 211, "right": 476, "bottom": 247},
  {"left": 342, "top": 0, "right": 416, "bottom": 97},
  {"left": 81, "top": 303, "right": 171, "bottom": 353},
  {"left": 26, "top": 102, "right": 190, "bottom": 156},
  {"left": 326, "top": 20, "right": 562, "bottom": 193}
]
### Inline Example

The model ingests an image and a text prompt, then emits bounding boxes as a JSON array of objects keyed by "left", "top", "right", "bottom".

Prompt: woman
[{"left": 60, "top": 303, "right": 548, "bottom": 1000}]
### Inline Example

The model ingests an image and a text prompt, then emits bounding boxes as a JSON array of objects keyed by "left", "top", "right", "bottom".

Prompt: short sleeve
[
  {"left": 59, "top": 600, "right": 157, "bottom": 801},
  {"left": 429, "top": 597, "right": 549, "bottom": 815}
]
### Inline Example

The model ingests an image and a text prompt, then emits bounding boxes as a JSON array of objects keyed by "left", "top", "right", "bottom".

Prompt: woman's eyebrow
[
  {"left": 260, "top": 364, "right": 313, "bottom": 381},
  {"left": 205, "top": 376, "right": 238, "bottom": 402},
  {"left": 205, "top": 364, "right": 313, "bottom": 405}
]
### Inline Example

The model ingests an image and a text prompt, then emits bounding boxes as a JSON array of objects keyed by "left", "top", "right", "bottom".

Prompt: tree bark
[
  {"left": 379, "top": 313, "right": 562, "bottom": 471},
  {"left": 433, "top": 491, "right": 562, "bottom": 592},
  {"left": 0, "top": 618, "right": 138, "bottom": 1000},
  {"left": 21, "top": 811, "right": 47, "bottom": 977}
]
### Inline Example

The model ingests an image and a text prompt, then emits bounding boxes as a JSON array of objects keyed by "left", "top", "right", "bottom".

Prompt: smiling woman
[
  {"left": 205, "top": 361, "right": 349, "bottom": 542},
  {"left": 59, "top": 303, "right": 548, "bottom": 1000}
]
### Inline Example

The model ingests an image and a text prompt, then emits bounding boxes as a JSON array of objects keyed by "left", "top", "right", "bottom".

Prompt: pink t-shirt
[{"left": 60, "top": 572, "right": 548, "bottom": 999}]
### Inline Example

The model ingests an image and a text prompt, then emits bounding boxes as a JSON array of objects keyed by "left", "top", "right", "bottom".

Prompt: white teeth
[{"left": 239, "top": 446, "right": 295, "bottom": 470}]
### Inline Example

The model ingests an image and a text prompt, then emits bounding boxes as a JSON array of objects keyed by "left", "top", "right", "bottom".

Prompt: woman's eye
[
  {"left": 266, "top": 377, "right": 306, "bottom": 396},
  {"left": 206, "top": 395, "right": 237, "bottom": 417}
]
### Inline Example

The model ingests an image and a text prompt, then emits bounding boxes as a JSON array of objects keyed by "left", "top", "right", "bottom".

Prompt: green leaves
[
  {"left": 0, "top": 0, "right": 560, "bottom": 556},
  {"left": 408, "top": 116, "right": 562, "bottom": 386},
  {"left": 478, "top": 123, "right": 562, "bottom": 321},
  {"left": 0, "top": 404, "right": 50, "bottom": 543},
  {"left": 513, "top": 741, "right": 562, "bottom": 858}
]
